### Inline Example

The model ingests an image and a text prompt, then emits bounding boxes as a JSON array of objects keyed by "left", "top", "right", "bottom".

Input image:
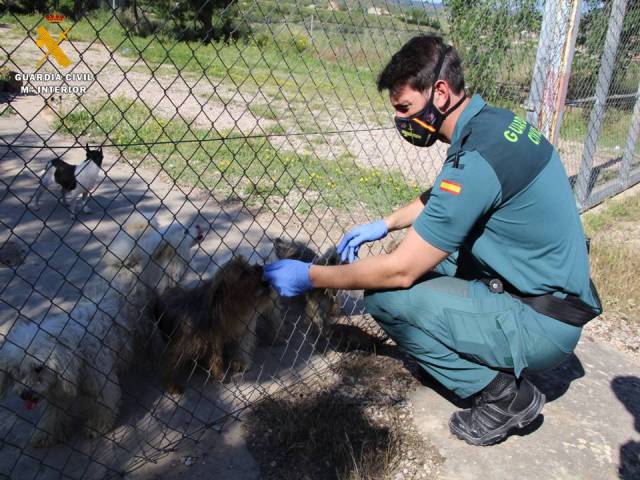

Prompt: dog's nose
[
  {"left": 195, "top": 224, "right": 204, "bottom": 242},
  {"left": 20, "top": 389, "right": 36, "bottom": 401}
]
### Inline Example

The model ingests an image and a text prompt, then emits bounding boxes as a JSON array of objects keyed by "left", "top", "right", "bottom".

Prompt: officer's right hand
[
  {"left": 263, "top": 259, "right": 313, "bottom": 297},
  {"left": 337, "top": 219, "right": 388, "bottom": 263}
]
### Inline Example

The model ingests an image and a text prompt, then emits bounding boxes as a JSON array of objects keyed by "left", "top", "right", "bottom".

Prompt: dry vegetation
[
  {"left": 582, "top": 190, "right": 640, "bottom": 356},
  {"left": 246, "top": 351, "right": 444, "bottom": 480}
]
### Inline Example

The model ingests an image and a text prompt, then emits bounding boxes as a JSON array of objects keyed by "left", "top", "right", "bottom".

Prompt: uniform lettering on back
[{"left": 503, "top": 115, "right": 541, "bottom": 145}]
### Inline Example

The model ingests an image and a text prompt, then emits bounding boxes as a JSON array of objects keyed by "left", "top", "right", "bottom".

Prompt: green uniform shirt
[{"left": 414, "top": 94, "right": 599, "bottom": 311}]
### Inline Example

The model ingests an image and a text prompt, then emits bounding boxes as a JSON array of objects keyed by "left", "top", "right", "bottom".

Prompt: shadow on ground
[
  {"left": 612, "top": 375, "right": 640, "bottom": 480},
  {"left": 246, "top": 351, "right": 442, "bottom": 480}
]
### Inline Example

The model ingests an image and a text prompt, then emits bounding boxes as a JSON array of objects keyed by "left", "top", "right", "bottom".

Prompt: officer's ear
[{"left": 432, "top": 79, "right": 451, "bottom": 111}]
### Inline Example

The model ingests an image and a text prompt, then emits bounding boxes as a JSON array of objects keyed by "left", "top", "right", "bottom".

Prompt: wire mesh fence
[
  {"left": 567, "top": 0, "right": 640, "bottom": 208},
  {"left": 0, "top": 0, "right": 638, "bottom": 478}
]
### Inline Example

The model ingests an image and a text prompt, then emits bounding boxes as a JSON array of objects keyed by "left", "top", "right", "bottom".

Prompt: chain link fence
[
  {"left": 566, "top": 0, "right": 640, "bottom": 209},
  {"left": 0, "top": 0, "right": 638, "bottom": 478}
]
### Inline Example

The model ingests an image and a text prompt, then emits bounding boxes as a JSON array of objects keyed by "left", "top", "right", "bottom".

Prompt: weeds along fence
[{"left": 0, "top": 0, "right": 639, "bottom": 478}]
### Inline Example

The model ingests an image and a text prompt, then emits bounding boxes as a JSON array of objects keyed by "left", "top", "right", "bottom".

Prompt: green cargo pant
[{"left": 363, "top": 254, "right": 582, "bottom": 398}]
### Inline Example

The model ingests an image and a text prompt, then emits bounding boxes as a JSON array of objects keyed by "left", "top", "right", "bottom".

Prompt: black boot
[{"left": 449, "top": 372, "right": 545, "bottom": 446}]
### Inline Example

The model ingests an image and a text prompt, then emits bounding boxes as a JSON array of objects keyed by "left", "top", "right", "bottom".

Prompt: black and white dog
[{"left": 31, "top": 145, "right": 104, "bottom": 217}]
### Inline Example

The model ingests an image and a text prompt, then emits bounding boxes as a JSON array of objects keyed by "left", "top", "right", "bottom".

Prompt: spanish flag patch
[{"left": 439, "top": 179, "right": 462, "bottom": 195}]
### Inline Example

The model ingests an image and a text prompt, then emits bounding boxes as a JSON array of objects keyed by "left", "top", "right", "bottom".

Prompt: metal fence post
[
  {"left": 526, "top": 0, "right": 581, "bottom": 145},
  {"left": 620, "top": 80, "right": 640, "bottom": 187},
  {"left": 575, "top": 0, "right": 628, "bottom": 209}
]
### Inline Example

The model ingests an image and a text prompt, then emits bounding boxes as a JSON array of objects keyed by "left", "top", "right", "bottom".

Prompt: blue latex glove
[
  {"left": 263, "top": 259, "right": 313, "bottom": 297},
  {"left": 336, "top": 219, "right": 388, "bottom": 263}
]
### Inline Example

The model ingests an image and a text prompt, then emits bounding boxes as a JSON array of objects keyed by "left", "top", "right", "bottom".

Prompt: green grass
[
  {"left": 0, "top": 105, "right": 17, "bottom": 117},
  {"left": 53, "top": 96, "right": 421, "bottom": 213},
  {"left": 248, "top": 103, "right": 280, "bottom": 121},
  {"left": 583, "top": 192, "right": 640, "bottom": 235},
  {"left": 0, "top": 9, "right": 540, "bottom": 125},
  {"left": 560, "top": 106, "right": 635, "bottom": 151}
]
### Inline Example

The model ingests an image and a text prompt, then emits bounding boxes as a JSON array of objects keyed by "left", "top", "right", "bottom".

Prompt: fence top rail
[{"left": 566, "top": 92, "right": 640, "bottom": 106}]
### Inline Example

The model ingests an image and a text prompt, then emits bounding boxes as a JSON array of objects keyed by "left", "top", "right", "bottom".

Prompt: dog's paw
[
  {"left": 229, "top": 358, "right": 249, "bottom": 374},
  {"left": 166, "top": 384, "right": 185, "bottom": 395},
  {"left": 83, "top": 413, "right": 115, "bottom": 439},
  {"left": 207, "top": 356, "right": 226, "bottom": 382},
  {"left": 83, "top": 425, "right": 100, "bottom": 439},
  {"left": 163, "top": 379, "right": 185, "bottom": 395},
  {"left": 83, "top": 422, "right": 109, "bottom": 439},
  {"left": 30, "top": 430, "right": 58, "bottom": 448}
]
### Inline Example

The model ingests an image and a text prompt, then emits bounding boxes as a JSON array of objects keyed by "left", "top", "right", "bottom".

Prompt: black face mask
[{"left": 395, "top": 46, "right": 467, "bottom": 148}]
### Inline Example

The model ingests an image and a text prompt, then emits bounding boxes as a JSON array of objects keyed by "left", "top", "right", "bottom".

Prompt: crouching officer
[{"left": 263, "top": 35, "right": 602, "bottom": 446}]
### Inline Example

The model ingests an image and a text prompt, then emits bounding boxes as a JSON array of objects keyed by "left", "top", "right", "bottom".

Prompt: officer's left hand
[
  {"left": 263, "top": 259, "right": 313, "bottom": 297},
  {"left": 337, "top": 219, "right": 388, "bottom": 263}
]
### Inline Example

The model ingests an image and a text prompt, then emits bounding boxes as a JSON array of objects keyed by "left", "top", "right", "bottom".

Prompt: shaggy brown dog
[
  {"left": 274, "top": 238, "right": 341, "bottom": 332},
  {"left": 153, "top": 256, "right": 274, "bottom": 393},
  {"left": 274, "top": 238, "right": 387, "bottom": 353}
]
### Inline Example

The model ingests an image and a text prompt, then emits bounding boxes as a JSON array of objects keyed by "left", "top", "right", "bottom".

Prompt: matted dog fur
[
  {"left": 0, "top": 214, "right": 203, "bottom": 447},
  {"left": 273, "top": 237, "right": 342, "bottom": 332},
  {"left": 273, "top": 238, "right": 387, "bottom": 353},
  {"left": 153, "top": 255, "right": 275, "bottom": 393}
]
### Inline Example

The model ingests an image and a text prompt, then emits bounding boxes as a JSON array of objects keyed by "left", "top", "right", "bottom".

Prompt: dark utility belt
[{"left": 480, "top": 278, "right": 602, "bottom": 328}]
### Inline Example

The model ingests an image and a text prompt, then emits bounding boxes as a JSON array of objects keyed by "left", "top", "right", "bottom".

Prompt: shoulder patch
[{"left": 439, "top": 179, "right": 462, "bottom": 195}]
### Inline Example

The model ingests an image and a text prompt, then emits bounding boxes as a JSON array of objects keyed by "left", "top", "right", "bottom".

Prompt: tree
[
  {"left": 153, "top": 0, "right": 245, "bottom": 43},
  {"left": 446, "top": 0, "right": 538, "bottom": 101}
]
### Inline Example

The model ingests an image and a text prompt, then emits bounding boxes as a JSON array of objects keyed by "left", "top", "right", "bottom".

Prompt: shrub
[
  {"left": 253, "top": 31, "right": 271, "bottom": 48},
  {"left": 290, "top": 33, "right": 309, "bottom": 53},
  {"left": 117, "top": 6, "right": 162, "bottom": 37}
]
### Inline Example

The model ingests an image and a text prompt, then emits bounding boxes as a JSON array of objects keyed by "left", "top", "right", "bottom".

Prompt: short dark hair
[{"left": 377, "top": 35, "right": 465, "bottom": 96}]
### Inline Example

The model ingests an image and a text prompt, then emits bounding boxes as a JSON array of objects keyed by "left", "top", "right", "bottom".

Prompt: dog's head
[
  {"left": 0, "top": 319, "right": 79, "bottom": 410},
  {"left": 102, "top": 212, "right": 161, "bottom": 271},
  {"left": 139, "top": 219, "right": 205, "bottom": 294},
  {"left": 0, "top": 319, "right": 16, "bottom": 400},
  {"left": 215, "top": 256, "right": 272, "bottom": 313},
  {"left": 273, "top": 238, "right": 318, "bottom": 262},
  {"left": 103, "top": 215, "right": 204, "bottom": 296},
  {"left": 230, "top": 256, "right": 268, "bottom": 289},
  {"left": 274, "top": 238, "right": 340, "bottom": 266},
  {"left": 151, "top": 220, "right": 205, "bottom": 266},
  {"left": 85, "top": 144, "right": 103, "bottom": 167},
  {"left": 271, "top": 239, "right": 341, "bottom": 329}
]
